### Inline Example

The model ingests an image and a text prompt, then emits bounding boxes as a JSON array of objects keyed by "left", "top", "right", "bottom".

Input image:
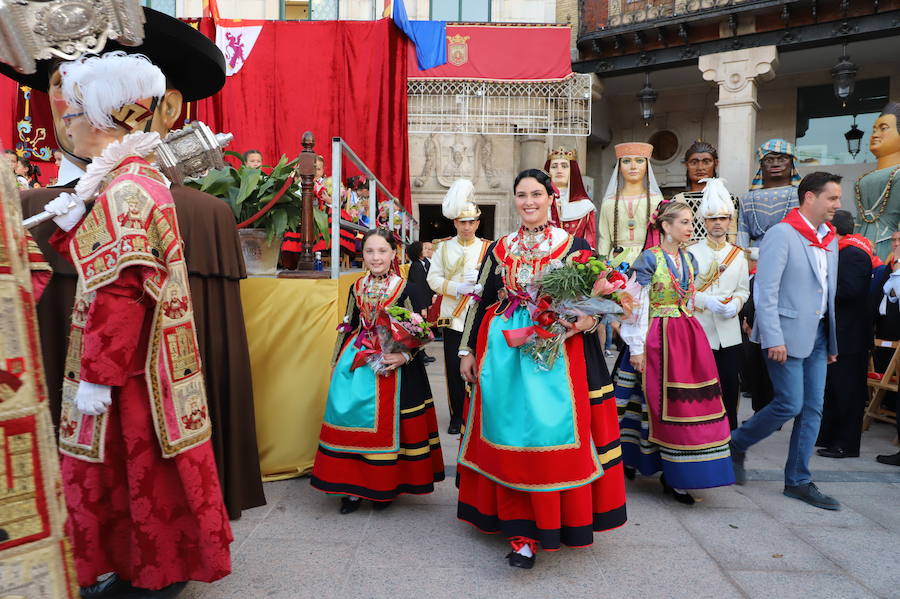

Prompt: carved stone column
[{"left": 699, "top": 46, "right": 778, "bottom": 195}]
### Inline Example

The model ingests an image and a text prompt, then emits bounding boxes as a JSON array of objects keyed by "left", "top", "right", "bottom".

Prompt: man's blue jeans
[{"left": 731, "top": 321, "right": 828, "bottom": 487}]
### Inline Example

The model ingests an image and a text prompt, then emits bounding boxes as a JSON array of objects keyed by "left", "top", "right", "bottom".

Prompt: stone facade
[
  {"left": 591, "top": 56, "right": 900, "bottom": 210},
  {"left": 409, "top": 133, "right": 590, "bottom": 236}
]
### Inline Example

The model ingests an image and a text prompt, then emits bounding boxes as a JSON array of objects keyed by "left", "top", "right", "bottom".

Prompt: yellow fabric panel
[
  {"left": 337, "top": 271, "right": 365, "bottom": 321},
  {"left": 399, "top": 263, "right": 411, "bottom": 279},
  {"left": 241, "top": 278, "right": 335, "bottom": 480},
  {"left": 241, "top": 272, "right": 366, "bottom": 481}
]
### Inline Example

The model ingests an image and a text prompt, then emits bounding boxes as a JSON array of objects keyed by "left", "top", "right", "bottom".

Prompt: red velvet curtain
[
  {"left": 196, "top": 18, "right": 411, "bottom": 211},
  {"left": 0, "top": 76, "right": 17, "bottom": 149}
]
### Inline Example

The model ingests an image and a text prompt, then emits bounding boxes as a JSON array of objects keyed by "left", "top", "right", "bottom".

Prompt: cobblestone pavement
[{"left": 182, "top": 344, "right": 900, "bottom": 599}]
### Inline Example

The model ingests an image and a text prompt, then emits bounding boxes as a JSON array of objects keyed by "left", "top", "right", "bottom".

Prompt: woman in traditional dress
[
  {"left": 614, "top": 201, "right": 734, "bottom": 505},
  {"left": 597, "top": 143, "right": 664, "bottom": 268},
  {"left": 458, "top": 169, "right": 627, "bottom": 569},
  {"left": 311, "top": 229, "right": 444, "bottom": 513}
]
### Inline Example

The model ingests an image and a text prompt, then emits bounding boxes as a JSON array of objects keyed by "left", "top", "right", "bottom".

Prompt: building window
[
  {"left": 141, "top": 0, "right": 176, "bottom": 16},
  {"left": 283, "top": 0, "right": 376, "bottom": 20},
  {"left": 795, "top": 78, "right": 890, "bottom": 166},
  {"left": 431, "top": 0, "right": 490, "bottom": 22}
]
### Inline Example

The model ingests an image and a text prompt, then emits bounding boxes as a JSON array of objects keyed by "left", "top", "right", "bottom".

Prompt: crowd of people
[
  {"left": 311, "top": 125, "right": 900, "bottom": 571},
  {"left": 2, "top": 4, "right": 898, "bottom": 596}
]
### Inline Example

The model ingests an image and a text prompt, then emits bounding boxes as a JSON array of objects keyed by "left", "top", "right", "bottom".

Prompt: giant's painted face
[
  {"left": 548, "top": 158, "right": 570, "bottom": 188},
  {"left": 870, "top": 114, "right": 900, "bottom": 161},
  {"left": 620, "top": 156, "right": 647, "bottom": 185}
]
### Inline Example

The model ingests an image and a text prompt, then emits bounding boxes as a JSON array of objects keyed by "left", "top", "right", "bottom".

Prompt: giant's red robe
[{"left": 50, "top": 156, "right": 232, "bottom": 590}]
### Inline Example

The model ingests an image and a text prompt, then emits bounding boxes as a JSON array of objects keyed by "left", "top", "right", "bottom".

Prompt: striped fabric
[{"left": 750, "top": 138, "right": 802, "bottom": 190}]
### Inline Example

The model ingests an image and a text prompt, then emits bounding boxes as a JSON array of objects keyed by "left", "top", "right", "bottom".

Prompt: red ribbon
[
  {"left": 349, "top": 311, "right": 391, "bottom": 371},
  {"left": 501, "top": 296, "right": 559, "bottom": 348}
]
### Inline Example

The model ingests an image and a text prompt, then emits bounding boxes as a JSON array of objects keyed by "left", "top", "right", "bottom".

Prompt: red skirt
[
  {"left": 311, "top": 396, "right": 445, "bottom": 501},
  {"left": 457, "top": 388, "right": 626, "bottom": 550},
  {"left": 61, "top": 376, "right": 232, "bottom": 590}
]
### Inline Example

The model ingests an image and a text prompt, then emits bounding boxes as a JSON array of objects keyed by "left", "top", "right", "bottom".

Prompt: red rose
[
  {"left": 607, "top": 270, "right": 627, "bottom": 286},
  {"left": 536, "top": 310, "right": 557, "bottom": 328},
  {"left": 571, "top": 250, "right": 592, "bottom": 264}
]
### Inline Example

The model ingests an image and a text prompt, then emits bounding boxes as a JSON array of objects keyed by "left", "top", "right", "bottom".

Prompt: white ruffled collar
[{"left": 74, "top": 131, "right": 161, "bottom": 200}]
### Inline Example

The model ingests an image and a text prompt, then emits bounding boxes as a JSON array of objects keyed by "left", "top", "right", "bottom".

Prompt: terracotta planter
[{"left": 238, "top": 228, "right": 281, "bottom": 276}]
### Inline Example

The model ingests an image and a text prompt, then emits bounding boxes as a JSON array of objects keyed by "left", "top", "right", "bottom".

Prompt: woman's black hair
[
  {"left": 361, "top": 228, "right": 396, "bottom": 250},
  {"left": 514, "top": 168, "right": 554, "bottom": 196},
  {"left": 407, "top": 240, "right": 423, "bottom": 262}
]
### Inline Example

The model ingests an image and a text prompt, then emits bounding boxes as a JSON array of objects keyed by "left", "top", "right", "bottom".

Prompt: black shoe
[
  {"left": 505, "top": 551, "right": 535, "bottom": 569},
  {"left": 80, "top": 574, "right": 131, "bottom": 598},
  {"left": 623, "top": 465, "right": 636, "bottom": 480},
  {"left": 876, "top": 450, "right": 900, "bottom": 466},
  {"left": 816, "top": 447, "right": 859, "bottom": 459},
  {"left": 422, "top": 354, "right": 436, "bottom": 364},
  {"left": 372, "top": 500, "right": 393, "bottom": 511},
  {"left": 127, "top": 582, "right": 188, "bottom": 598},
  {"left": 783, "top": 482, "right": 841, "bottom": 511},
  {"left": 339, "top": 497, "right": 361, "bottom": 514},
  {"left": 730, "top": 441, "right": 746, "bottom": 485},
  {"left": 447, "top": 423, "right": 461, "bottom": 435},
  {"left": 660, "top": 475, "right": 695, "bottom": 505}
]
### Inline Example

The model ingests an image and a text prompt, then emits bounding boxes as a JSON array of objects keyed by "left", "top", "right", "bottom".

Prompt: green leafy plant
[{"left": 185, "top": 152, "right": 328, "bottom": 244}]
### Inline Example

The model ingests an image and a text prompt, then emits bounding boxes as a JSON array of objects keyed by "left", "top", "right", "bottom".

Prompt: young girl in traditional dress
[
  {"left": 458, "top": 169, "right": 627, "bottom": 569},
  {"left": 311, "top": 229, "right": 444, "bottom": 513},
  {"left": 615, "top": 201, "right": 735, "bottom": 504}
]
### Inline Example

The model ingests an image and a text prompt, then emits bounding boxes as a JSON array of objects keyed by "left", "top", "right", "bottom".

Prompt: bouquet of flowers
[
  {"left": 352, "top": 306, "right": 435, "bottom": 376},
  {"left": 507, "top": 250, "right": 639, "bottom": 371}
]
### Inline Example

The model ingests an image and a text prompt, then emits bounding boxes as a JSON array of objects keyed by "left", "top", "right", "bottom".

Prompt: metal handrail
[{"left": 329, "top": 137, "right": 418, "bottom": 278}]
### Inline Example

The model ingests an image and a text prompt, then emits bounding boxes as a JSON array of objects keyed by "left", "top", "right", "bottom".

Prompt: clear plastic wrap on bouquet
[{"left": 367, "top": 316, "right": 434, "bottom": 377}]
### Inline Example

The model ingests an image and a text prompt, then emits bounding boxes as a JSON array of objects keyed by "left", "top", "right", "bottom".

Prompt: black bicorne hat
[{"left": 0, "top": 8, "right": 225, "bottom": 102}]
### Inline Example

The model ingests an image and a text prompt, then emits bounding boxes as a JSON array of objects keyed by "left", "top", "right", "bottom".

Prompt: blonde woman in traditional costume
[
  {"left": 614, "top": 201, "right": 734, "bottom": 505},
  {"left": 598, "top": 142, "right": 664, "bottom": 268}
]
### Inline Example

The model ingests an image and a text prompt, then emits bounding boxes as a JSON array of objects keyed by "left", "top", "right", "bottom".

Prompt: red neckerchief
[
  {"left": 838, "top": 233, "right": 883, "bottom": 267},
  {"left": 781, "top": 208, "right": 835, "bottom": 251}
]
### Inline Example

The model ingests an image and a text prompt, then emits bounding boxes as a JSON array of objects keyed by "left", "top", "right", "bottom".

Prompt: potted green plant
[{"left": 185, "top": 154, "right": 328, "bottom": 275}]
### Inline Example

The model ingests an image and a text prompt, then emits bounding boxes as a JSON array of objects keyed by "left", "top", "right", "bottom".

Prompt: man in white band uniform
[
  {"left": 427, "top": 179, "right": 490, "bottom": 435},
  {"left": 691, "top": 178, "right": 750, "bottom": 430}
]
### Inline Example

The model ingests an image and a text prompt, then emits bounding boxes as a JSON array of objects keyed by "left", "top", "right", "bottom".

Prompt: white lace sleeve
[{"left": 621, "top": 285, "right": 650, "bottom": 356}]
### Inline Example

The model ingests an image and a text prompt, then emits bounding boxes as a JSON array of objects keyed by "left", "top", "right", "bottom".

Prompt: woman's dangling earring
[{"left": 665, "top": 233, "right": 673, "bottom": 244}]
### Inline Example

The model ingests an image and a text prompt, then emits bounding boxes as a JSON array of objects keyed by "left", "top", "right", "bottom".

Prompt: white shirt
[
  {"left": 53, "top": 156, "right": 85, "bottom": 187},
  {"left": 798, "top": 212, "right": 829, "bottom": 317}
]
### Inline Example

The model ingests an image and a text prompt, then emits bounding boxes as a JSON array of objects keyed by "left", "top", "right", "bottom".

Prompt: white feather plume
[
  {"left": 442, "top": 179, "right": 475, "bottom": 220},
  {"left": 698, "top": 177, "right": 734, "bottom": 218},
  {"left": 60, "top": 51, "right": 166, "bottom": 131}
]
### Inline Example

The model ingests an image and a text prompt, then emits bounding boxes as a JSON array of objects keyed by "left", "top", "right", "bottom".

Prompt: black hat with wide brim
[{"left": 0, "top": 8, "right": 225, "bottom": 102}]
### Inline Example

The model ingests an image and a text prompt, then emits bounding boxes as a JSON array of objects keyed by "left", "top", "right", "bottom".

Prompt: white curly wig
[{"left": 59, "top": 51, "right": 166, "bottom": 130}]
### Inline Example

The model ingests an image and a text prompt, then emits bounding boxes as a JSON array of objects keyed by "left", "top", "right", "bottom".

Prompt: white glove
[
  {"left": 74, "top": 381, "right": 112, "bottom": 416},
  {"left": 457, "top": 282, "right": 478, "bottom": 296},
  {"left": 885, "top": 271, "right": 900, "bottom": 302},
  {"left": 706, "top": 297, "right": 738, "bottom": 319},
  {"left": 749, "top": 246, "right": 760, "bottom": 261},
  {"left": 44, "top": 192, "right": 86, "bottom": 232},
  {"left": 704, "top": 297, "right": 728, "bottom": 315},
  {"left": 462, "top": 269, "right": 478, "bottom": 284},
  {"left": 720, "top": 303, "right": 738, "bottom": 319}
]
